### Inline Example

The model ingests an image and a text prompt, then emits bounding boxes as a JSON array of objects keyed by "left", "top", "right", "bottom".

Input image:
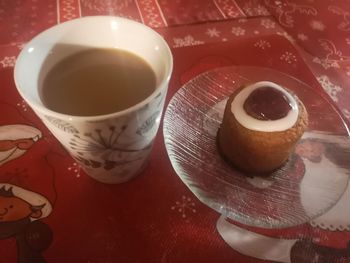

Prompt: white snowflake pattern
[
  {"left": 346, "top": 66, "right": 350, "bottom": 76},
  {"left": 280, "top": 51, "right": 297, "bottom": 64},
  {"left": 312, "top": 39, "right": 350, "bottom": 69},
  {"left": 254, "top": 40, "right": 271, "bottom": 50},
  {"left": 17, "top": 43, "right": 25, "bottom": 50},
  {"left": 231, "top": 27, "right": 245, "bottom": 36},
  {"left": 81, "top": 0, "right": 133, "bottom": 12},
  {"left": 0, "top": 56, "right": 16, "bottom": 68},
  {"left": 205, "top": 28, "right": 220, "bottom": 38},
  {"left": 276, "top": 31, "right": 295, "bottom": 43},
  {"left": 68, "top": 162, "right": 81, "bottom": 177},
  {"left": 317, "top": 75, "right": 342, "bottom": 102},
  {"left": 313, "top": 57, "right": 340, "bottom": 69},
  {"left": 16, "top": 100, "right": 28, "bottom": 112},
  {"left": 328, "top": 6, "right": 350, "bottom": 32},
  {"left": 173, "top": 35, "right": 204, "bottom": 48},
  {"left": 10, "top": 42, "right": 25, "bottom": 50},
  {"left": 265, "top": 1, "right": 317, "bottom": 27},
  {"left": 346, "top": 38, "right": 350, "bottom": 45},
  {"left": 171, "top": 195, "right": 196, "bottom": 220},
  {"left": 260, "top": 18, "right": 275, "bottom": 29},
  {"left": 238, "top": 18, "right": 247, "bottom": 23},
  {"left": 343, "top": 109, "right": 350, "bottom": 120},
  {"left": 254, "top": 4, "right": 269, "bottom": 15},
  {"left": 243, "top": 2, "right": 269, "bottom": 16},
  {"left": 310, "top": 20, "right": 326, "bottom": 31},
  {"left": 297, "top": 33, "right": 308, "bottom": 41}
]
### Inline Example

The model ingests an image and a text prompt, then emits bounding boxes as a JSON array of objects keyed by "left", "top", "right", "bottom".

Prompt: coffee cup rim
[{"left": 14, "top": 16, "right": 173, "bottom": 121}]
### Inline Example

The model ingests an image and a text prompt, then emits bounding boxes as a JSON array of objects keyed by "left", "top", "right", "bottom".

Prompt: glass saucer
[{"left": 163, "top": 66, "right": 350, "bottom": 228}]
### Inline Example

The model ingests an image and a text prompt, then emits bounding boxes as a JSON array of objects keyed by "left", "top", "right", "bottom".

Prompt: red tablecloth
[{"left": 1, "top": 1, "right": 350, "bottom": 263}]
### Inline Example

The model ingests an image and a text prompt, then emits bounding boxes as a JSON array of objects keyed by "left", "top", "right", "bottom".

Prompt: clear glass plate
[{"left": 163, "top": 66, "right": 350, "bottom": 228}]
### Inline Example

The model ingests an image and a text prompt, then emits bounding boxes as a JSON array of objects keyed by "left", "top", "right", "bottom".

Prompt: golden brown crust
[{"left": 217, "top": 85, "right": 308, "bottom": 174}]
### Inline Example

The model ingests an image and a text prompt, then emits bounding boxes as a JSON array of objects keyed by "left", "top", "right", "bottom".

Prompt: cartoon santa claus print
[{"left": 0, "top": 124, "right": 42, "bottom": 166}]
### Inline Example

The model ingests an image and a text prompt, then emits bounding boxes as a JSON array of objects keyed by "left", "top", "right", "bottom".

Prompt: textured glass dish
[{"left": 163, "top": 66, "right": 350, "bottom": 228}]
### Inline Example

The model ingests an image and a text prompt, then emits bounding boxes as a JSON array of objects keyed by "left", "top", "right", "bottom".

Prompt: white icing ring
[{"left": 231, "top": 81, "right": 299, "bottom": 132}]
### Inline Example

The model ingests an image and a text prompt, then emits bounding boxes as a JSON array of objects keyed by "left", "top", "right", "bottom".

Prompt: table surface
[{"left": 1, "top": 1, "right": 350, "bottom": 263}]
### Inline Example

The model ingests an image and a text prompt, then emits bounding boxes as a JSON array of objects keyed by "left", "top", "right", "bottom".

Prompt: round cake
[{"left": 217, "top": 81, "right": 308, "bottom": 174}]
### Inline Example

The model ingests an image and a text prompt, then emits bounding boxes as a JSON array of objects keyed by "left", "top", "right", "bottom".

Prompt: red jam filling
[{"left": 243, "top": 86, "right": 292, "bottom": 120}]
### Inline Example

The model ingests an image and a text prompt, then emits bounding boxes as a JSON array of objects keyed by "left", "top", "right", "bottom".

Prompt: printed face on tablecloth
[
  {"left": 0, "top": 124, "right": 42, "bottom": 166},
  {"left": 0, "top": 187, "right": 42, "bottom": 225},
  {"left": 0, "top": 186, "right": 44, "bottom": 223}
]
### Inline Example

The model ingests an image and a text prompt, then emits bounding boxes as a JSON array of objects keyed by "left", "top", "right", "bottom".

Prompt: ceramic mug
[{"left": 14, "top": 16, "right": 173, "bottom": 184}]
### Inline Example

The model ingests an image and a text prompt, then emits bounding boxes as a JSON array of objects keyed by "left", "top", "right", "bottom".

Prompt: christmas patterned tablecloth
[{"left": 1, "top": 1, "right": 350, "bottom": 263}]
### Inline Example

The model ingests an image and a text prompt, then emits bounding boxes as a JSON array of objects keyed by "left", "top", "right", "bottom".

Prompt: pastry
[{"left": 217, "top": 81, "right": 308, "bottom": 174}]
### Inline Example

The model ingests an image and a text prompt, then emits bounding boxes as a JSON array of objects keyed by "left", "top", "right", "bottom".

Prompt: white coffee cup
[{"left": 14, "top": 16, "right": 173, "bottom": 184}]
